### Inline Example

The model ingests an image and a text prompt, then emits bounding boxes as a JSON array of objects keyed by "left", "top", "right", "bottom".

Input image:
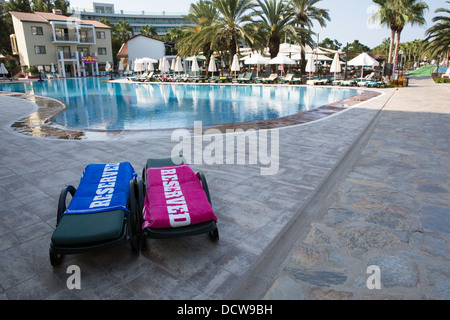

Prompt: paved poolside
[{"left": 0, "top": 77, "right": 448, "bottom": 300}]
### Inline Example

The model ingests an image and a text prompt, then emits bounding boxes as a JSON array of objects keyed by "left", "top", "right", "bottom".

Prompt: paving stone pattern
[{"left": 264, "top": 78, "right": 450, "bottom": 300}]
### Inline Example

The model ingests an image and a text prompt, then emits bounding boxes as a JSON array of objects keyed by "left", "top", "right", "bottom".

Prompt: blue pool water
[{"left": 0, "top": 77, "right": 363, "bottom": 130}]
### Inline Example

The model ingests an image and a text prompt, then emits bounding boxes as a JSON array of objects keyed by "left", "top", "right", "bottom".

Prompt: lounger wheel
[
  {"left": 209, "top": 227, "right": 219, "bottom": 241},
  {"left": 49, "top": 248, "right": 63, "bottom": 266}
]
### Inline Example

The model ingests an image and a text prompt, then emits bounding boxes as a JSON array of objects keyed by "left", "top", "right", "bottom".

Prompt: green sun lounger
[
  {"left": 129, "top": 155, "right": 219, "bottom": 251},
  {"left": 49, "top": 162, "right": 139, "bottom": 266}
]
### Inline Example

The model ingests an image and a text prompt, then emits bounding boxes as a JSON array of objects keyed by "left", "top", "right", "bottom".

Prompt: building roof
[
  {"left": 9, "top": 11, "right": 111, "bottom": 28},
  {"left": 116, "top": 42, "right": 128, "bottom": 58}
]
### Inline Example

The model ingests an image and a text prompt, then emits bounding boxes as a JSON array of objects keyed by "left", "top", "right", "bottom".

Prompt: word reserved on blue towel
[{"left": 64, "top": 162, "right": 137, "bottom": 216}]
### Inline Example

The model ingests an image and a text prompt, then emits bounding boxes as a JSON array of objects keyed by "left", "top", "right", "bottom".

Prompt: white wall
[{"left": 128, "top": 36, "right": 165, "bottom": 64}]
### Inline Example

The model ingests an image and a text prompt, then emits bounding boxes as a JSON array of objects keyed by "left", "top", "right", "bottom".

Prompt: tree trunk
[
  {"left": 393, "top": 29, "right": 402, "bottom": 79},
  {"left": 269, "top": 36, "right": 280, "bottom": 73},
  {"left": 228, "top": 35, "right": 238, "bottom": 71},
  {"left": 388, "top": 28, "right": 395, "bottom": 64},
  {"left": 300, "top": 40, "right": 306, "bottom": 75},
  {"left": 386, "top": 27, "right": 396, "bottom": 82}
]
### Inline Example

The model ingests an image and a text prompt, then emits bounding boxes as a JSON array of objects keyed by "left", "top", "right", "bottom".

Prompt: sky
[{"left": 68, "top": 0, "right": 448, "bottom": 49}]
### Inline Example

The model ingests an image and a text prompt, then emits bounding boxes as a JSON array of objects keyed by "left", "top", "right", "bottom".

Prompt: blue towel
[{"left": 64, "top": 162, "right": 137, "bottom": 216}]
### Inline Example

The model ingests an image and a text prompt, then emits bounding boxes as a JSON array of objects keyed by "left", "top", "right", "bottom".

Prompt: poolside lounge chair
[
  {"left": 240, "top": 72, "right": 253, "bottom": 83},
  {"left": 290, "top": 74, "right": 303, "bottom": 84},
  {"left": 279, "top": 73, "right": 294, "bottom": 84},
  {"left": 128, "top": 72, "right": 148, "bottom": 82},
  {"left": 131, "top": 156, "right": 219, "bottom": 249},
  {"left": 209, "top": 76, "right": 231, "bottom": 83},
  {"left": 187, "top": 75, "right": 209, "bottom": 83},
  {"left": 261, "top": 73, "right": 278, "bottom": 84},
  {"left": 340, "top": 79, "right": 357, "bottom": 86},
  {"left": 366, "top": 77, "right": 387, "bottom": 88},
  {"left": 356, "top": 72, "right": 376, "bottom": 86},
  {"left": 232, "top": 72, "right": 246, "bottom": 83},
  {"left": 307, "top": 78, "right": 331, "bottom": 85},
  {"left": 49, "top": 162, "right": 139, "bottom": 266}
]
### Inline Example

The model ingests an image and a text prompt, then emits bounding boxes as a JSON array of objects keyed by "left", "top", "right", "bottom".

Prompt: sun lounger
[
  {"left": 232, "top": 72, "right": 246, "bottom": 83},
  {"left": 49, "top": 162, "right": 139, "bottom": 266},
  {"left": 279, "top": 73, "right": 294, "bottom": 84},
  {"left": 131, "top": 156, "right": 219, "bottom": 249},
  {"left": 307, "top": 78, "right": 330, "bottom": 85},
  {"left": 261, "top": 73, "right": 278, "bottom": 84},
  {"left": 366, "top": 78, "right": 387, "bottom": 88},
  {"left": 209, "top": 76, "right": 231, "bottom": 83},
  {"left": 240, "top": 72, "right": 253, "bottom": 83},
  {"left": 290, "top": 74, "right": 303, "bottom": 84},
  {"left": 340, "top": 79, "right": 357, "bottom": 86},
  {"left": 187, "top": 75, "right": 209, "bottom": 83}
]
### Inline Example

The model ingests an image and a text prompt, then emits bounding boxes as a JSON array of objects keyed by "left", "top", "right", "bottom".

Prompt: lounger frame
[
  {"left": 132, "top": 156, "right": 219, "bottom": 250},
  {"left": 49, "top": 181, "right": 140, "bottom": 266}
]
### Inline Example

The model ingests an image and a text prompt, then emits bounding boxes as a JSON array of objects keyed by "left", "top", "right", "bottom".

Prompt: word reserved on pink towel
[{"left": 142, "top": 164, "right": 217, "bottom": 229}]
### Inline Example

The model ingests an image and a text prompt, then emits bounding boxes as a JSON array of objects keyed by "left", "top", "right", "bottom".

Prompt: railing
[
  {"left": 58, "top": 52, "right": 77, "bottom": 59},
  {"left": 79, "top": 37, "right": 95, "bottom": 43},
  {"left": 52, "top": 35, "right": 79, "bottom": 42}
]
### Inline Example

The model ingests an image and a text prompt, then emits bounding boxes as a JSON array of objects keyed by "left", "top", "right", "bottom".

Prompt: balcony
[
  {"left": 52, "top": 34, "right": 79, "bottom": 43},
  {"left": 57, "top": 51, "right": 78, "bottom": 60},
  {"left": 79, "top": 37, "right": 95, "bottom": 44},
  {"left": 51, "top": 34, "right": 96, "bottom": 44}
]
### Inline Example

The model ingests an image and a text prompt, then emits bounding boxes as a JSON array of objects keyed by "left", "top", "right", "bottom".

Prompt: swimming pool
[{"left": 0, "top": 78, "right": 364, "bottom": 130}]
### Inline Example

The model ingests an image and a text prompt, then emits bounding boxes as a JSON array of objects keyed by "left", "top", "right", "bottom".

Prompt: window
[
  {"left": 98, "top": 47, "right": 107, "bottom": 55},
  {"left": 34, "top": 45, "right": 46, "bottom": 54},
  {"left": 96, "top": 31, "right": 106, "bottom": 39},
  {"left": 31, "top": 26, "right": 43, "bottom": 35}
]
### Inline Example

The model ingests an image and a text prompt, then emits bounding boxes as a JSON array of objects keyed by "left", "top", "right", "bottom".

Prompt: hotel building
[
  {"left": 71, "top": 2, "right": 191, "bottom": 36},
  {"left": 9, "top": 10, "right": 113, "bottom": 77}
]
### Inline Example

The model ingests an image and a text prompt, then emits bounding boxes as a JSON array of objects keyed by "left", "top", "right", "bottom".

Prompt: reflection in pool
[{"left": 0, "top": 78, "right": 364, "bottom": 130}]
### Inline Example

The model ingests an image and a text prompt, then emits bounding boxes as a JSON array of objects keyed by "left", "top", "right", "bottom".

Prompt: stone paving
[
  {"left": 263, "top": 78, "right": 450, "bottom": 300},
  {"left": 0, "top": 77, "right": 448, "bottom": 300}
]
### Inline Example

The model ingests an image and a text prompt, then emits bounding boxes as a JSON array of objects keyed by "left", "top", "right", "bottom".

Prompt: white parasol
[
  {"left": 305, "top": 54, "right": 316, "bottom": 75},
  {"left": 231, "top": 54, "right": 240, "bottom": 77},
  {"left": 191, "top": 56, "right": 199, "bottom": 75},
  {"left": 348, "top": 52, "right": 379, "bottom": 78},
  {"left": 174, "top": 56, "right": 183, "bottom": 73},
  {"left": 208, "top": 55, "right": 217, "bottom": 76},
  {"left": 330, "top": 53, "right": 341, "bottom": 78}
]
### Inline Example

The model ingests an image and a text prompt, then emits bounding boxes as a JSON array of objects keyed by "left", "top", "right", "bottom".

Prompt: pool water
[{"left": 0, "top": 77, "right": 363, "bottom": 130}]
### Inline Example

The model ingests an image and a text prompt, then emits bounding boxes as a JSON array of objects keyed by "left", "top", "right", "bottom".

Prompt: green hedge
[{"left": 433, "top": 77, "right": 450, "bottom": 83}]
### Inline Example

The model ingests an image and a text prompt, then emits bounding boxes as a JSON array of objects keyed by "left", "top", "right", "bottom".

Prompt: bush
[
  {"left": 433, "top": 77, "right": 450, "bottom": 83},
  {"left": 25, "top": 65, "right": 39, "bottom": 75}
]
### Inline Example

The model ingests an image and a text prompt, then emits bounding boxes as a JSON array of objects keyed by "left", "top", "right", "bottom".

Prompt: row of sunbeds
[
  {"left": 306, "top": 73, "right": 388, "bottom": 88},
  {"left": 127, "top": 71, "right": 387, "bottom": 88}
]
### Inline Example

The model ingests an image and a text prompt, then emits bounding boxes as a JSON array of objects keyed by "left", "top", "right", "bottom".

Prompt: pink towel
[{"left": 142, "top": 164, "right": 217, "bottom": 229}]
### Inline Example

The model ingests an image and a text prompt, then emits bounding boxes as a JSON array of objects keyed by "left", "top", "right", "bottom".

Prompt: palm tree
[
  {"left": 392, "top": 0, "right": 428, "bottom": 73},
  {"left": 209, "top": 0, "right": 256, "bottom": 67},
  {"left": 251, "top": 0, "right": 298, "bottom": 60},
  {"left": 425, "top": 1, "right": 450, "bottom": 58},
  {"left": 371, "top": 0, "right": 428, "bottom": 76},
  {"left": 175, "top": 0, "right": 220, "bottom": 68},
  {"left": 114, "top": 20, "right": 134, "bottom": 44},
  {"left": 370, "top": 0, "right": 397, "bottom": 67},
  {"left": 140, "top": 25, "right": 158, "bottom": 38},
  {"left": 289, "top": 0, "right": 330, "bottom": 74}
]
